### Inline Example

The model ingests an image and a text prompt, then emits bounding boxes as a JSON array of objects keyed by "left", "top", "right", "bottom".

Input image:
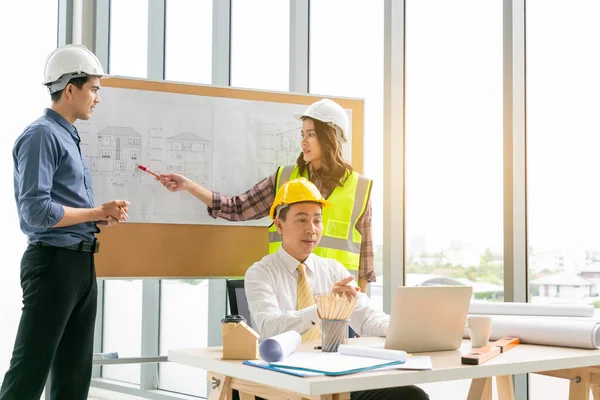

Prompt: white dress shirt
[{"left": 245, "top": 247, "right": 389, "bottom": 340}]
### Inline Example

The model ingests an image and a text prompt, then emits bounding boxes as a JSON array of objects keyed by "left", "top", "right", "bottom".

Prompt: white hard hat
[
  {"left": 294, "top": 99, "right": 349, "bottom": 143},
  {"left": 43, "top": 44, "right": 106, "bottom": 94}
]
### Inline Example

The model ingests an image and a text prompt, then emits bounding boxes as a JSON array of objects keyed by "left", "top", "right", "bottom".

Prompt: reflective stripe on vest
[{"left": 268, "top": 165, "right": 371, "bottom": 272}]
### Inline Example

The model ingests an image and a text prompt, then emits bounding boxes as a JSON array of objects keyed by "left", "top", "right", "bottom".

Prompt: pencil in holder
[{"left": 321, "top": 319, "right": 349, "bottom": 352}]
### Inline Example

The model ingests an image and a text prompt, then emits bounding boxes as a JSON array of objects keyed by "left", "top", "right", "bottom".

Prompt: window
[
  {"left": 165, "top": 0, "right": 212, "bottom": 84},
  {"left": 101, "top": 280, "right": 143, "bottom": 384},
  {"left": 230, "top": 0, "right": 290, "bottom": 91},
  {"left": 526, "top": 1, "right": 600, "bottom": 397},
  {"left": 109, "top": 0, "right": 148, "bottom": 78},
  {"left": 404, "top": 1, "right": 502, "bottom": 397},
  {"left": 310, "top": 0, "right": 384, "bottom": 310},
  {"left": 100, "top": 149, "right": 112, "bottom": 158},
  {"left": 0, "top": 0, "right": 59, "bottom": 383},
  {"left": 158, "top": 280, "right": 209, "bottom": 396},
  {"left": 405, "top": 0, "right": 503, "bottom": 296}
]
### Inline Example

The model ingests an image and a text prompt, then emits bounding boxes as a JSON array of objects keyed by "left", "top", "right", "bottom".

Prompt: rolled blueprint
[
  {"left": 259, "top": 330, "right": 302, "bottom": 362},
  {"left": 463, "top": 315, "right": 600, "bottom": 349},
  {"left": 468, "top": 301, "right": 594, "bottom": 318}
]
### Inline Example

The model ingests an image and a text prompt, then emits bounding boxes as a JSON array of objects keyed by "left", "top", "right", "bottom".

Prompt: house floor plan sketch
[{"left": 75, "top": 86, "right": 353, "bottom": 225}]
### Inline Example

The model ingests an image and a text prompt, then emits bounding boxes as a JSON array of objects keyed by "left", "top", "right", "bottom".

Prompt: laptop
[{"left": 384, "top": 285, "right": 473, "bottom": 353}]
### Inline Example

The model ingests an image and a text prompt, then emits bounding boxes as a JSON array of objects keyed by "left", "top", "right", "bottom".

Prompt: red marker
[{"left": 137, "top": 164, "right": 160, "bottom": 179}]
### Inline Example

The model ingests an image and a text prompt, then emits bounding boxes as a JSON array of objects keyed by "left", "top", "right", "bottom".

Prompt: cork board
[{"left": 94, "top": 78, "right": 364, "bottom": 278}]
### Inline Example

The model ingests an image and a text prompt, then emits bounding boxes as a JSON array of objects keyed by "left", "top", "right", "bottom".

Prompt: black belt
[{"left": 36, "top": 240, "right": 100, "bottom": 254}]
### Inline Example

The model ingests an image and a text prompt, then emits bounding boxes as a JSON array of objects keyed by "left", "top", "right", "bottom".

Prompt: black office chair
[
  {"left": 225, "top": 278, "right": 356, "bottom": 337},
  {"left": 225, "top": 279, "right": 252, "bottom": 327}
]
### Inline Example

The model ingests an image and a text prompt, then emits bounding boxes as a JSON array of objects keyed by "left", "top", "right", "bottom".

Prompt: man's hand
[
  {"left": 332, "top": 276, "right": 361, "bottom": 300},
  {"left": 95, "top": 200, "right": 130, "bottom": 222},
  {"left": 159, "top": 173, "right": 191, "bottom": 192},
  {"left": 97, "top": 216, "right": 119, "bottom": 227}
]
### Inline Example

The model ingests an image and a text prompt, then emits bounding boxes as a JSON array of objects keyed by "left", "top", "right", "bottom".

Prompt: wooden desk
[{"left": 168, "top": 338, "right": 600, "bottom": 400}]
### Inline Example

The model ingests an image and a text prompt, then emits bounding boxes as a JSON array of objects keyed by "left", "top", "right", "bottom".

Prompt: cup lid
[{"left": 221, "top": 314, "right": 246, "bottom": 323}]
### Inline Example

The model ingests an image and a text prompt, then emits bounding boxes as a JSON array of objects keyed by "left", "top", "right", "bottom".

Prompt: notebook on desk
[
  {"left": 242, "top": 360, "right": 324, "bottom": 377},
  {"left": 244, "top": 353, "right": 432, "bottom": 377},
  {"left": 268, "top": 352, "right": 404, "bottom": 376}
]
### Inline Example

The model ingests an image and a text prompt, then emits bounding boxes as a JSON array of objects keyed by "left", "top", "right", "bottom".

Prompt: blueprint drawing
[{"left": 75, "top": 87, "right": 353, "bottom": 225}]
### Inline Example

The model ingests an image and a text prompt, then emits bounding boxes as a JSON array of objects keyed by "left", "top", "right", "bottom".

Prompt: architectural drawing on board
[
  {"left": 90, "top": 126, "right": 143, "bottom": 174},
  {"left": 71, "top": 85, "right": 354, "bottom": 225},
  {"left": 258, "top": 122, "right": 301, "bottom": 179},
  {"left": 166, "top": 132, "right": 212, "bottom": 187}
]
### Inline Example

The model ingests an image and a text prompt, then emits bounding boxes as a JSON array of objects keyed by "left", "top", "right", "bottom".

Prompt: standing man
[{"left": 0, "top": 44, "right": 129, "bottom": 400}]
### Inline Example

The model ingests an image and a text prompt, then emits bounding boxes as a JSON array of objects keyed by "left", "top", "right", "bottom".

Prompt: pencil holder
[{"left": 321, "top": 319, "right": 349, "bottom": 352}]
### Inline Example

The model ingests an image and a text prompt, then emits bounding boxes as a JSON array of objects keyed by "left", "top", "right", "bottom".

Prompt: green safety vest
[{"left": 268, "top": 165, "right": 371, "bottom": 273}]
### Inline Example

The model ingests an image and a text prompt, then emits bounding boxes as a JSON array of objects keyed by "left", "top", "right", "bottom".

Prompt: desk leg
[
  {"left": 207, "top": 372, "right": 232, "bottom": 400},
  {"left": 496, "top": 375, "right": 515, "bottom": 400},
  {"left": 592, "top": 384, "right": 600, "bottom": 400},
  {"left": 467, "top": 377, "right": 492, "bottom": 400},
  {"left": 569, "top": 375, "right": 590, "bottom": 400},
  {"left": 535, "top": 368, "right": 597, "bottom": 400}
]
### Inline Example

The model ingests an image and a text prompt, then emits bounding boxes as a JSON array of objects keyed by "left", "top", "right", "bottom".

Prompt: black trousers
[
  {"left": 233, "top": 385, "right": 429, "bottom": 400},
  {"left": 0, "top": 244, "right": 97, "bottom": 400},
  {"left": 351, "top": 386, "right": 429, "bottom": 399}
]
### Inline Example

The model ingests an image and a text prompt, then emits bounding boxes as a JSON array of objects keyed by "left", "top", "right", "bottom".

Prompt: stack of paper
[
  {"left": 270, "top": 351, "right": 402, "bottom": 376},
  {"left": 244, "top": 343, "right": 432, "bottom": 377}
]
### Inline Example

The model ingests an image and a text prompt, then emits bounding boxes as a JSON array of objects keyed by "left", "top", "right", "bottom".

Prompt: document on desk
[
  {"left": 396, "top": 356, "right": 432, "bottom": 370},
  {"left": 242, "top": 360, "right": 325, "bottom": 377},
  {"left": 270, "top": 352, "right": 404, "bottom": 376}
]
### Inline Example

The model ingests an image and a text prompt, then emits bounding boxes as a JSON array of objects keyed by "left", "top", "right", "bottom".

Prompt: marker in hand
[{"left": 137, "top": 164, "right": 160, "bottom": 179}]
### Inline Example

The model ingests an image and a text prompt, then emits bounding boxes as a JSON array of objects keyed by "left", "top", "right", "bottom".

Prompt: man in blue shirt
[{"left": 0, "top": 44, "right": 130, "bottom": 400}]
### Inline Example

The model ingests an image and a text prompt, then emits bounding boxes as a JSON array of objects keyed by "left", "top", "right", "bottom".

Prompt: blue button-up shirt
[{"left": 13, "top": 108, "right": 99, "bottom": 246}]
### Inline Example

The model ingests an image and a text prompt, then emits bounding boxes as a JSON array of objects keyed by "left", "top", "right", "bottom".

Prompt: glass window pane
[
  {"left": 165, "top": 0, "right": 212, "bottom": 84},
  {"left": 405, "top": 1, "right": 502, "bottom": 396},
  {"left": 309, "top": 0, "right": 384, "bottom": 310},
  {"left": 110, "top": 0, "right": 148, "bottom": 78},
  {"left": 101, "top": 280, "right": 143, "bottom": 384},
  {"left": 0, "top": 0, "right": 59, "bottom": 382},
  {"left": 230, "top": 0, "right": 290, "bottom": 91},
  {"left": 158, "top": 279, "right": 209, "bottom": 397},
  {"left": 405, "top": 0, "right": 503, "bottom": 293},
  {"left": 527, "top": 1, "right": 600, "bottom": 397}
]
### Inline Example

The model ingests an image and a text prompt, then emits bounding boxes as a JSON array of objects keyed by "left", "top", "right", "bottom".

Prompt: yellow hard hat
[{"left": 270, "top": 177, "right": 331, "bottom": 220}]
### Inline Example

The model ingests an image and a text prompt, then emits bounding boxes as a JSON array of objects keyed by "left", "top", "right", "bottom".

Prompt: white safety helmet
[
  {"left": 42, "top": 44, "right": 106, "bottom": 94},
  {"left": 294, "top": 99, "right": 349, "bottom": 144}
]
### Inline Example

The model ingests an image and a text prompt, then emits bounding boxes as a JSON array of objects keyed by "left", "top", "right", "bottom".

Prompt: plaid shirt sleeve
[
  {"left": 208, "top": 172, "right": 277, "bottom": 221},
  {"left": 356, "top": 194, "right": 376, "bottom": 283}
]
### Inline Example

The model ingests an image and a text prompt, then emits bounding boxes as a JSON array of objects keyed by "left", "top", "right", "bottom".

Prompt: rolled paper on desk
[
  {"left": 463, "top": 315, "right": 600, "bottom": 349},
  {"left": 338, "top": 345, "right": 408, "bottom": 362},
  {"left": 468, "top": 301, "right": 594, "bottom": 318},
  {"left": 259, "top": 330, "right": 302, "bottom": 362}
]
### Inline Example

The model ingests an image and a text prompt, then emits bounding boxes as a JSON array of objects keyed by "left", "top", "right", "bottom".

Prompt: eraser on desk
[
  {"left": 461, "top": 345, "right": 501, "bottom": 365},
  {"left": 490, "top": 337, "right": 520, "bottom": 353}
]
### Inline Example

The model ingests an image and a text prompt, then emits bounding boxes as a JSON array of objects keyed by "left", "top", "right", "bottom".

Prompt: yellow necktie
[{"left": 297, "top": 263, "right": 322, "bottom": 343}]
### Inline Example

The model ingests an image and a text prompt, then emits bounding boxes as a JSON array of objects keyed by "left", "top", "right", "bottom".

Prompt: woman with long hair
[{"left": 159, "top": 99, "right": 375, "bottom": 292}]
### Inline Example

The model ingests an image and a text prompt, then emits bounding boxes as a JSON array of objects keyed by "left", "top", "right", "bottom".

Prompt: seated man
[{"left": 245, "top": 177, "right": 429, "bottom": 400}]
